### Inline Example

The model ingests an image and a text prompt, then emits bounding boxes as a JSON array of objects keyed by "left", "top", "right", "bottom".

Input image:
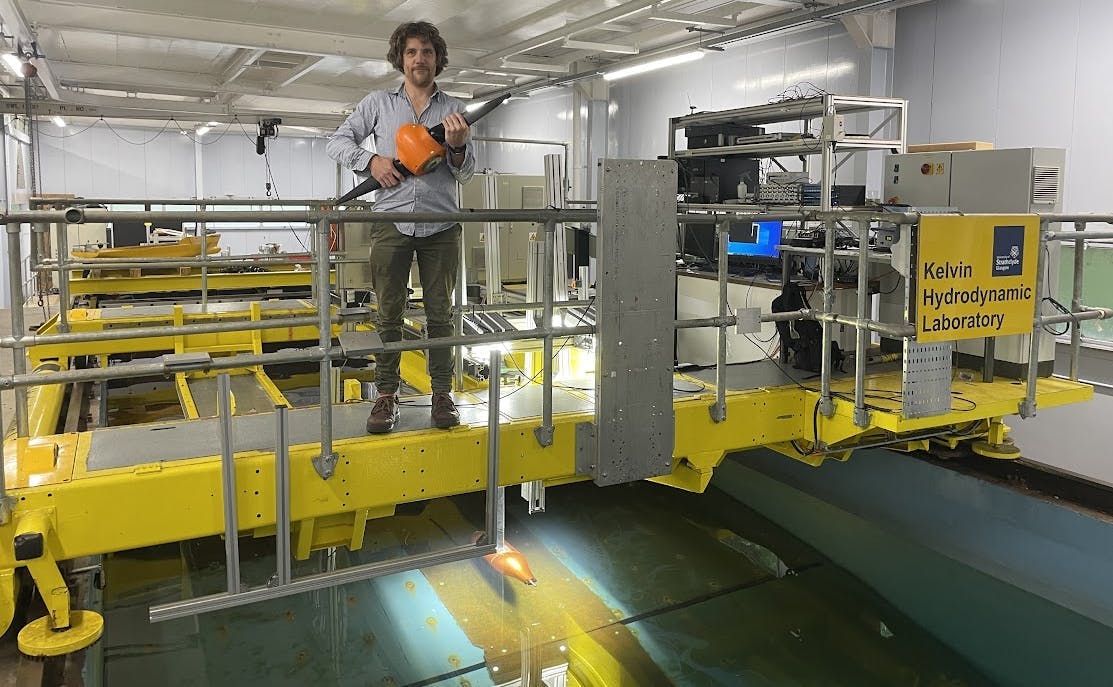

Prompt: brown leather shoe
[
  {"left": 366, "top": 394, "right": 399, "bottom": 434},
  {"left": 431, "top": 392, "right": 460, "bottom": 429}
]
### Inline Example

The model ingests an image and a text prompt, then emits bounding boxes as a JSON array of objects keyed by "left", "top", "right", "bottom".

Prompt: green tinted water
[{"left": 90, "top": 480, "right": 999, "bottom": 686}]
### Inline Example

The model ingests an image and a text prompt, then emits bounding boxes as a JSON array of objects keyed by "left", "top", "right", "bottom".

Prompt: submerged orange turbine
[
  {"left": 485, "top": 543, "right": 538, "bottom": 586},
  {"left": 472, "top": 533, "right": 538, "bottom": 586}
]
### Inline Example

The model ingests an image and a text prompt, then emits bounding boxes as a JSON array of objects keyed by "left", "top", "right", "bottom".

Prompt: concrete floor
[{"left": 1, "top": 299, "right": 56, "bottom": 686}]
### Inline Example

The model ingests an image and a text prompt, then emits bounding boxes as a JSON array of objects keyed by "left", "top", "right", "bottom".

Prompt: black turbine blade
[
  {"left": 427, "top": 93, "right": 511, "bottom": 142},
  {"left": 336, "top": 176, "right": 381, "bottom": 204}
]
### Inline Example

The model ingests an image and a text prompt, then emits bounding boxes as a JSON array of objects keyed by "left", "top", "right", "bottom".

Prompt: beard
[{"left": 406, "top": 66, "right": 434, "bottom": 88}]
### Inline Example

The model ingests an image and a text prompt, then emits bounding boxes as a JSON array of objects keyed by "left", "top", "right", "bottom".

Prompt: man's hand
[
  {"left": 443, "top": 112, "right": 469, "bottom": 149},
  {"left": 369, "top": 155, "right": 404, "bottom": 188}
]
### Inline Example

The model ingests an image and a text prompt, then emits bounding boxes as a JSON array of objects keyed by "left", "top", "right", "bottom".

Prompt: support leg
[{"left": 14, "top": 512, "right": 104, "bottom": 656}]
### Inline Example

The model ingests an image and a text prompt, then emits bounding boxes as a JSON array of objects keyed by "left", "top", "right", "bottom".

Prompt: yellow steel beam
[
  {"left": 25, "top": 363, "right": 68, "bottom": 438},
  {"left": 0, "top": 367, "right": 1096, "bottom": 651},
  {"left": 2, "top": 372, "right": 1088, "bottom": 569},
  {"left": 68, "top": 269, "right": 317, "bottom": 297},
  {"left": 175, "top": 373, "right": 200, "bottom": 419}
]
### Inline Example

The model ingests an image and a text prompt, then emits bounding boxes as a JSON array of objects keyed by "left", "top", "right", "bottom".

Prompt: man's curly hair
[{"left": 387, "top": 21, "right": 449, "bottom": 76}]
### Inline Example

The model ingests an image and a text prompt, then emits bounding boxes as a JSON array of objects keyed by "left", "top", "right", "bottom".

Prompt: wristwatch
[{"left": 446, "top": 142, "right": 467, "bottom": 155}]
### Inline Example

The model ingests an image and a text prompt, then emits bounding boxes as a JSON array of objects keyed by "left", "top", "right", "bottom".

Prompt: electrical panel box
[
  {"left": 340, "top": 222, "right": 374, "bottom": 289},
  {"left": 883, "top": 152, "right": 953, "bottom": 207},
  {"left": 460, "top": 173, "right": 546, "bottom": 285},
  {"left": 881, "top": 148, "right": 1066, "bottom": 378}
]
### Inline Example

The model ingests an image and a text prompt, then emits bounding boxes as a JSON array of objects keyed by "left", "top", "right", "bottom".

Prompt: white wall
[
  {"left": 474, "top": 89, "right": 574, "bottom": 176},
  {"left": 38, "top": 123, "right": 197, "bottom": 198},
  {"left": 894, "top": 0, "right": 1113, "bottom": 212},
  {"left": 36, "top": 123, "right": 345, "bottom": 255}
]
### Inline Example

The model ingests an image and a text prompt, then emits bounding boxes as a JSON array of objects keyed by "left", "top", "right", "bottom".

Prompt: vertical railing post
[
  {"left": 46, "top": 222, "right": 70, "bottom": 333},
  {"left": 1069, "top": 221, "right": 1086, "bottom": 381},
  {"left": 217, "top": 373, "right": 241, "bottom": 593},
  {"left": 454, "top": 219, "right": 467, "bottom": 391},
  {"left": 6, "top": 223, "right": 29, "bottom": 437},
  {"left": 274, "top": 405, "right": 291, "bottom": 586},
  {"left": 312, "top": 218, "right": 338, "bottom": 479},
  {"left": 711, "top": 219, "right": 728, "bottom": 423},
  {"left": 534, "top": 219, "right": 556, "bottom": 446},
  {"left": 485, "top": 350, "right": 504, "bottom": 549},
  {"left": 853, "top": 220, "right": 870, "bottom": 427},
  {"left": 1020, "top": 219, "right": 1049, "bottom": 418},
  {"left": 818, "top": 123, "right": 836, "bottom": 419},
  {"left": 200, "top": 206, "right": 209, "bottom": 313},
  {"left": 0, "top": 401, "right": 10, "bottom": 525}
]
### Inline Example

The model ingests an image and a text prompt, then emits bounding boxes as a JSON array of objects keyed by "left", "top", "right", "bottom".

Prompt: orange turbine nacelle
[
  {"left": 395, "top": 123, "right": 445, "bottom": 176},
  {"left": 485, "top": 544, "right": 538, "bottom": 586}
]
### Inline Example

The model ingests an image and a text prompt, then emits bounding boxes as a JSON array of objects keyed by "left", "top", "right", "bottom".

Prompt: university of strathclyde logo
[{"left": 993, "top": 225, "right": 1024, "bottom": 277}]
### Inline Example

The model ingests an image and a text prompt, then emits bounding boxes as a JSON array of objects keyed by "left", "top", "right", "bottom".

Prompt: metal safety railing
[
  {"left": 0, "top": 203, "right": 613, "bottom": 620},
  {"left": 1020, "top": 215, "right": 1113, "bottom": 418},
  {"left": 676, "top": 209, "right": 920, "bottom": 427},
  {"left": 11, "top": 196, "right": 1097, "bottom": 618},
  {"left": 0, "top": 203, "right": 918, "bottom": 527}
]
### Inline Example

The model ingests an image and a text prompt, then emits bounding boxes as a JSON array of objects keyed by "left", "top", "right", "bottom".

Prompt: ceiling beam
[
  {"left": 0, "top": 96, "right": 343, "bottom": 127},
  {"left": 561, "top": 38, "right": 639, "bottom": 55},
  {"left": 19, "top": 0, "right": 488, "bottom": 64},
  {"left": 274, "top": 55, "right": 324, "bottom": 89},
  {"left": 647, "top": 10, "right": 737, "bottom": 29},
  {"left": 49, "top": 60, "right": 370, "bottom": 104},
  {"left": 220, "top": 48, "right": 264, "bottom": 85},
  {"left": 743, "top": 0, "right": 806, "bottom": 7},
  {"left": 477, "top": 0, "right": 661, "bottom": 66},
  {"left": 0, "top": 0, "right": 61, "bottom": 98}
]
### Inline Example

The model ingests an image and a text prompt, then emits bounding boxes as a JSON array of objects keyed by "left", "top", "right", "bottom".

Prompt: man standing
[{"left": 327, "top": 21, "right": 473, "bottom": 433}]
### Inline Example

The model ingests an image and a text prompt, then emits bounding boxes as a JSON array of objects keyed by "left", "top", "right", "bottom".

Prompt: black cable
[
  {"left": 1042, "top": 296, "right": 1071, "bottom": 336},
  {"left": 100, "top": 118, "right": 174, "bottom": 145},
  {"left": 34, "top": 117, "right": 103, "bottom": 138},
  {"left": 880, "top": 273, "right": 904, "bottom": 295}
]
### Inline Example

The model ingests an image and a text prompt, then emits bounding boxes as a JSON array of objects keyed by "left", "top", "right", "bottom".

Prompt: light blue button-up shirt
[{"left": 326, "top": 82, "right": 476, "bottom": 237}]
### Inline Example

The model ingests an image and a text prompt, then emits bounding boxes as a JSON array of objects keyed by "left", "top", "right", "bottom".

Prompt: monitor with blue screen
[{"left": 727, "top": 220, "right": 783, "bottom": 259}]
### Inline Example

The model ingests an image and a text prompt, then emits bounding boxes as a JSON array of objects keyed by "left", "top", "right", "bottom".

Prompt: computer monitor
[{"left": 727, "top": 220, "right": 783, "bottom": 259}]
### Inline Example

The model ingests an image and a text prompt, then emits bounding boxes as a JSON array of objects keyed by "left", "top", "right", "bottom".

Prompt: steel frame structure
[{"left": 0, "top": 170, "right": 1105, "bottom": 656}]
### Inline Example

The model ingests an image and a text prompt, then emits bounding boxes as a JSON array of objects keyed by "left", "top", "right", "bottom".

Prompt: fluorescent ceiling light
[
  {"left": 603, "top": 51, "right": 703, "bottom": 81},
  {"left": 207, "top": 121, "right": 219, "bottom": 126},
  {"left": 52, "top": 116, "right": 66, "bottom": 128},
  {"left": 2, "top": 53, "right": 23, "bottom": 78},
  {"left": 562, "top": 38, "right": 640, "bottom": 55},
  {"left": 194, "top": 125, "right": 211, "bottom": 136}
]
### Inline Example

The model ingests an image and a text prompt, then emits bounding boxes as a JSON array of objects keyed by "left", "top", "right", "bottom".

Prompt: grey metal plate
[
  {"left": 593, "top": 159, "right": 677, "bottom": 486},
  {"left": 468, "top": 384, "right": 593, "bottom": 420},
  {"left": 338, "top": 330, "right": 384, "bottom": 356},
  {"left": 99, "top": 298, "right": 311, "bottom": 319},
  {"left": 902, "top": 340, "right": 953, "bottom": 418},
  {"left": 86, "top": 392, "right": 490, "bottom": 471},
  {"left": 188, "top": 374, "right": 279, "bottom": 418}
]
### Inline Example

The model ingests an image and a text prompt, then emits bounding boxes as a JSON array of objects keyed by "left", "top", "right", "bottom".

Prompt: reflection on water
[{"left": 94, "top": 481, "right": 991, "bottom": 686}]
